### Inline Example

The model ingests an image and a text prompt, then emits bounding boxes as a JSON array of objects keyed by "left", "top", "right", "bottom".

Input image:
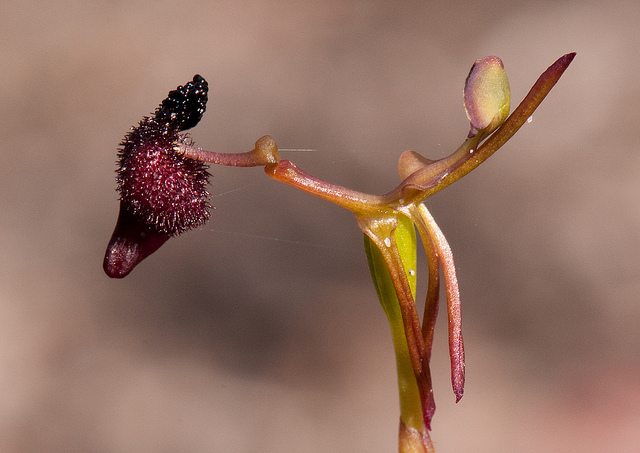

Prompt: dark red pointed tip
[
  {"left": 103, "top": 203, "right": 170, "bottom": 278},
  {"left": 540, "top": 52, "right": 577, "bottom": 85}
]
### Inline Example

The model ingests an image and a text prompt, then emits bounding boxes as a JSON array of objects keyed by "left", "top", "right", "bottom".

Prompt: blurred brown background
[{"left": 1, "top": 0, "right": 639, "bottom": 451}]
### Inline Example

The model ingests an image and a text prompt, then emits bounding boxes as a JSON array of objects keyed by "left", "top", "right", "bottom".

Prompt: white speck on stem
[
  {"left": 527, "top": 115, "right": 533, "bottom": 124},
  {"left": 384, "top": 238, "right": 392, "bottom": 248},
  {"left": 408, "top": 269, "right": 416, "bottom": 276}
]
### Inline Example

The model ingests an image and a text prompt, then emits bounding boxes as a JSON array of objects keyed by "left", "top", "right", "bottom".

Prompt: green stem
[{"left": 363, "top": 215, "right": 427, "bottom": 432}]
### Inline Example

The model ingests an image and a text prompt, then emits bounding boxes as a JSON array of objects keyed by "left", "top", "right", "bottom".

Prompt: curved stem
[
  {"left": 177, "top": 144, "right": 266, "bottom": 167},
  {"left": 266, "top": 160, "right": 389, "bottom": 214},
  {"left": 177, "top": 135, "right": 281, "bottom": 167}
]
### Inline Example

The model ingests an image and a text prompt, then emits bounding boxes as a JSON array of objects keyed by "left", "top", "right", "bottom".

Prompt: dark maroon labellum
[{"left": 104, "top": 75, "right": 211, "bottom": 278}]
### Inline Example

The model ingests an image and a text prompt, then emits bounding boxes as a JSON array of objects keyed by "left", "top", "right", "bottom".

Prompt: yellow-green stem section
[{"left": 364, "top": 215, "right": 422, "bottom": 431}]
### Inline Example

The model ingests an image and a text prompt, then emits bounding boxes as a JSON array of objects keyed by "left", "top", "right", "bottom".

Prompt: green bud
[{"left": 464, "top": 56, "right": 511, "bottom": 137}]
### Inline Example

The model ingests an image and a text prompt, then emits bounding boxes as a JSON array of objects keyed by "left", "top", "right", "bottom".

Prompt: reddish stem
[{"left": 266, "top": 160, "right": 387, "bottom": 213}]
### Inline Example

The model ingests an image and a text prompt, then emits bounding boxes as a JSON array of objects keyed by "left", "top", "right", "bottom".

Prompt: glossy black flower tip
[
  {"left": 155, "top": 74, "right": 208, "bottom": 131},
  {"left": 104, "top": 203, "right": 171, "bottom": 278}
]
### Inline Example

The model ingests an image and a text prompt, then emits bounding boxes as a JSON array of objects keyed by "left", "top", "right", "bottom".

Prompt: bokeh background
[{"left": 2, "top": 0, "right": 639, "bottom": 451}]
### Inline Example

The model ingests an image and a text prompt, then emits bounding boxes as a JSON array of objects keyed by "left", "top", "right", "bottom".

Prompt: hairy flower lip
[
  {"left": 117, "top": 122, "right": 211, "bottom": 236},
  {"left": 104, "top": 74, "right": 211, "bottom": 278}
]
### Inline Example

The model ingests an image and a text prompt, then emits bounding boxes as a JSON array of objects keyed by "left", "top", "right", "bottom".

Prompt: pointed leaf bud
[
  {"left": 464, "top": 56, "right": 510, "bottom": 137},
  {"left": 104, "top": 75, "right": 211, "bottom": 278}
]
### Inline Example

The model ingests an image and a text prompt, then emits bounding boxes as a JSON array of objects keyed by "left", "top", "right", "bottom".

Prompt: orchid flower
[{"left": 104, "top": 53, "right": 575, "bottom": 452}]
